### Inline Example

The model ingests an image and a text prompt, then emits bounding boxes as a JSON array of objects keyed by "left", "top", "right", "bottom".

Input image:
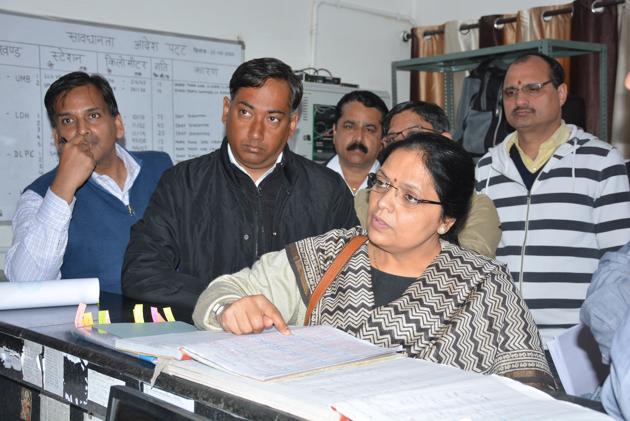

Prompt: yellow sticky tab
[
  {"left": 163, "top": 307, "right": 175, "bottom": 322},
  {"left": 98, "top": 310, "right": 110, "bottom": 325},
  {"left": 82, "top": 312, "right": 94, "bottom": 327},
  {"left": 133, "top": 304, "right": 145, "bottom": 323}
]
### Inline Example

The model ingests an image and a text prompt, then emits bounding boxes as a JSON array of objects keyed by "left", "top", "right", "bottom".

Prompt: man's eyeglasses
[
  {"left": 382, "top": 124, "right": 442, "bottom": 146},
  {"left": 502, "top": 80, "right": 553, "bottom": 99},
  {"left": 367, "top": 172, "right": 442, "bottom": 208}
]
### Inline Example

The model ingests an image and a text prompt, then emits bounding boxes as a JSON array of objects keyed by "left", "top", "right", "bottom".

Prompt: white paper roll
[{"left": 0, "top": 278, "right": 100, "bottom": 310}]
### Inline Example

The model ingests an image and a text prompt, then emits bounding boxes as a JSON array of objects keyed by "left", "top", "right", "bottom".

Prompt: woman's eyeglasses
[{"left": 367, "top": 172, "right": 442, "bottom": 208}]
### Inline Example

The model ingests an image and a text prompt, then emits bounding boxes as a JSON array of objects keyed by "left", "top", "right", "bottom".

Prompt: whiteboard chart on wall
[{"left": 0, "top": 10, "right": 244, "bottom": 221}]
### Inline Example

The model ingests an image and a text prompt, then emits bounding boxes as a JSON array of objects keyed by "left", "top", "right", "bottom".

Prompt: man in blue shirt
[{"left": 581, "top": 71, "right": 630, "bottom": 420}]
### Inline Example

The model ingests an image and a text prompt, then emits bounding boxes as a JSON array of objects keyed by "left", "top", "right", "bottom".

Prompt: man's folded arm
[{"left": 121, "top": 171, "right": 202, "bottom": 307}]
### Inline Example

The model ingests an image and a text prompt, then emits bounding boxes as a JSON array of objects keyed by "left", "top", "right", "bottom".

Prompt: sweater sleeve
[
  {"left": 192, "top": 250, "right": 305, "bottom": 330},
  {"left": 594, "top": 148, "right": 630, "bottom": 253}
]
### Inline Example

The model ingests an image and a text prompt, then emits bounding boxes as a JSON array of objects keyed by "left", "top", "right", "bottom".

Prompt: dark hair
[
  {"left": 382, "top": 100, "right": 450, "bottom": 134},
  {"left": 509, "top": 52, "right": 565, "bottom": 87},
  {"left": 334, "top": 90, "right": 389, "bottom": 132},
  {"left": 44, "top": 71, "right": 119, "bottom": 128},
  {"left": 379, "top": 132, "right": 474, "bottom": 243},
  {"left": 229, "top": 57, "right": 303, "bottom": 113}
]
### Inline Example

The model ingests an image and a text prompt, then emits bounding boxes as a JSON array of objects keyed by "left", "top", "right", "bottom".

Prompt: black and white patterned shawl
[{"left": 286, "top": 227, "right": 553, "bottom": 385}]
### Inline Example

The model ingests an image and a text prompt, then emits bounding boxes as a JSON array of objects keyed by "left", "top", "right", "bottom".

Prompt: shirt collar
[
  {"left": 326, "top": 154, "right": 380, "bottom": 196},
  {"left": 91, "top": 143, "right": 140, "bottom": 192},
  {"left": 506, "top": 121, "right": 571, "bottom": 173},
  {"left": 227, "top": 143, "right": 283, "bottom": 187}
]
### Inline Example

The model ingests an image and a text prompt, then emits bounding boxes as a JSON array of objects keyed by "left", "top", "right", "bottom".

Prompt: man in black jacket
[{"left": 122, "top": 58, "right": 359, "bottom": 311}]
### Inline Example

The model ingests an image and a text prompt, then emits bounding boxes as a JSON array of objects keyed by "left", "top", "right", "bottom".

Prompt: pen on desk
[{"left": 136, "top": 354, "right": 157, "bottom": 363}]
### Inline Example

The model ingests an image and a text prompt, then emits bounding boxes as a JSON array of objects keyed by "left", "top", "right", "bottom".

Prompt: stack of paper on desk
[
  {"left": 180, "top": 325, "right": 402, "bottom": 381},
  {"left": 73, "top": 321, "right": 198, "bottom": 359},
  {"left": 165, "top": 357, "right": 609, "bottom": 420}
]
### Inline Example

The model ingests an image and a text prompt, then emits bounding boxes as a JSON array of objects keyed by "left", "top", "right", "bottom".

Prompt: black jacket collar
[{"left": 218, "top": 137, "right": 297, "bottom": 187}]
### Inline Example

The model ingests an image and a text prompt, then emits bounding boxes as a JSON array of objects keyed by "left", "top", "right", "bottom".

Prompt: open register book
[
  {"left": 116, "top": 325, "right": 401, "bottom": 380},
  {"left": 179, "top": 325, "right": 402, "bottom": 381}
]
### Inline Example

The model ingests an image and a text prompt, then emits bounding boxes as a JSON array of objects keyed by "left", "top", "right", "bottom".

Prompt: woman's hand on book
[{"left": 219, "top": 295, "right": 291, "bottom": 336}]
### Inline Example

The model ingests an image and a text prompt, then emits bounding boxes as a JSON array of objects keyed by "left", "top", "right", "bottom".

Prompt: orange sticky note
[
  {"left": 150, "top": 307, "right": 165, "bottom": 323},
  {"left": 74, "top": 303, "right": 87, "bottom": 328},
  {"left": 162, "top": 307, "right": 175, "bottom": 322},
  {"left": 133, "top": 304, "right": 145, "bottom": 323},
  {"left": 82, "top": 312, "right": 94, "bottom": 327}
]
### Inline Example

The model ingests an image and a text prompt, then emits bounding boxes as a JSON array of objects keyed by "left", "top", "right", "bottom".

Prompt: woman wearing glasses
[{"left": 193, "top": 132, "right": 554, "bottom": 390}]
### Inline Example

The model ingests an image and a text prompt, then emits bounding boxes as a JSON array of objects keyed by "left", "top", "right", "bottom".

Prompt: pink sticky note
[
  {"left": 150, "top": 307, "right": 165, "bottom": 323},
  {"left": 74, "top": 303, "right": 87, "bottom": 328}
]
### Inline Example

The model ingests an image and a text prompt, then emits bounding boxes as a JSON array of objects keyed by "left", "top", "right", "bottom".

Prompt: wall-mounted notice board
[{"left": 0, "top": 10, "right": 244, "bottom": 221}]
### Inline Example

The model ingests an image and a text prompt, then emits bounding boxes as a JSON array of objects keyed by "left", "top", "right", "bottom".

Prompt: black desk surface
[
  {"left": 0, "top": 292, "right": 299, "bottom": 420},
  {"left": 0, "top": 292, "right": 605, "bottom": 419}
]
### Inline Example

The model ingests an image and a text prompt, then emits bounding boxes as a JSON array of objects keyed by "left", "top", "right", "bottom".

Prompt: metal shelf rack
[{"left": 391, "top": 39, "right": 608, "bottom": 139}]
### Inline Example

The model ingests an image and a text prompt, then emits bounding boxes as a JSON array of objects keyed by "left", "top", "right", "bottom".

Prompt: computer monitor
[{"left": 105, "top": 385, "right": 207, "bottom": 421}]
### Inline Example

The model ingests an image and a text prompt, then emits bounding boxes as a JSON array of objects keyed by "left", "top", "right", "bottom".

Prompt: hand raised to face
[{"left": 51, "top": 133, "right": 97, "bottom": 203}]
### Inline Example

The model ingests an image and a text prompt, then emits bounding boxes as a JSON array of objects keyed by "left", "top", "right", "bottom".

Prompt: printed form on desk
[{"left": 165, "top": 350, "right": 611, "bottom": 420}]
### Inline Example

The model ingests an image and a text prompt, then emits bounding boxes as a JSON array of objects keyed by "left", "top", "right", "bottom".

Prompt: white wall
[{"left": 0, "top": 0, "right": 567, "bottom": 270}]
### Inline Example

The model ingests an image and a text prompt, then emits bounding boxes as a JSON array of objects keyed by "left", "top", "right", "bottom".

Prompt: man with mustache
[
  {"left": 5, "top": 72, "right": 172, "bottom": 293},
  {"left": 475, "top": 53, "right": 630, "bottom": 351},
  {"left": 326, "top": 91, "right": 388, "bottom": 195}
]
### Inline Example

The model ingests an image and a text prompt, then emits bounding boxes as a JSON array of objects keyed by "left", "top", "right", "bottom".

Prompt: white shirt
[
  {"left": 5, "top": 144, "right": 141, "bottom": 282},
  {"left": 227, "top": 144, "right": 283, "bottom": 187},
  {"left": 326, "top": 154, "right": 380, "bottom": 196}
]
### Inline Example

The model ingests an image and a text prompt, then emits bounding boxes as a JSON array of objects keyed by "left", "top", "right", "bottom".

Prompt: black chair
[{"left": 105, "top": 385, "right": 207, "bottom": 421}]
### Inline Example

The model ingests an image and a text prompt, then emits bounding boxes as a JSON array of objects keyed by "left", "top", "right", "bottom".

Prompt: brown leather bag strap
[{"left": 303, "top": 235, "right": 368, "bottom": 326}]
